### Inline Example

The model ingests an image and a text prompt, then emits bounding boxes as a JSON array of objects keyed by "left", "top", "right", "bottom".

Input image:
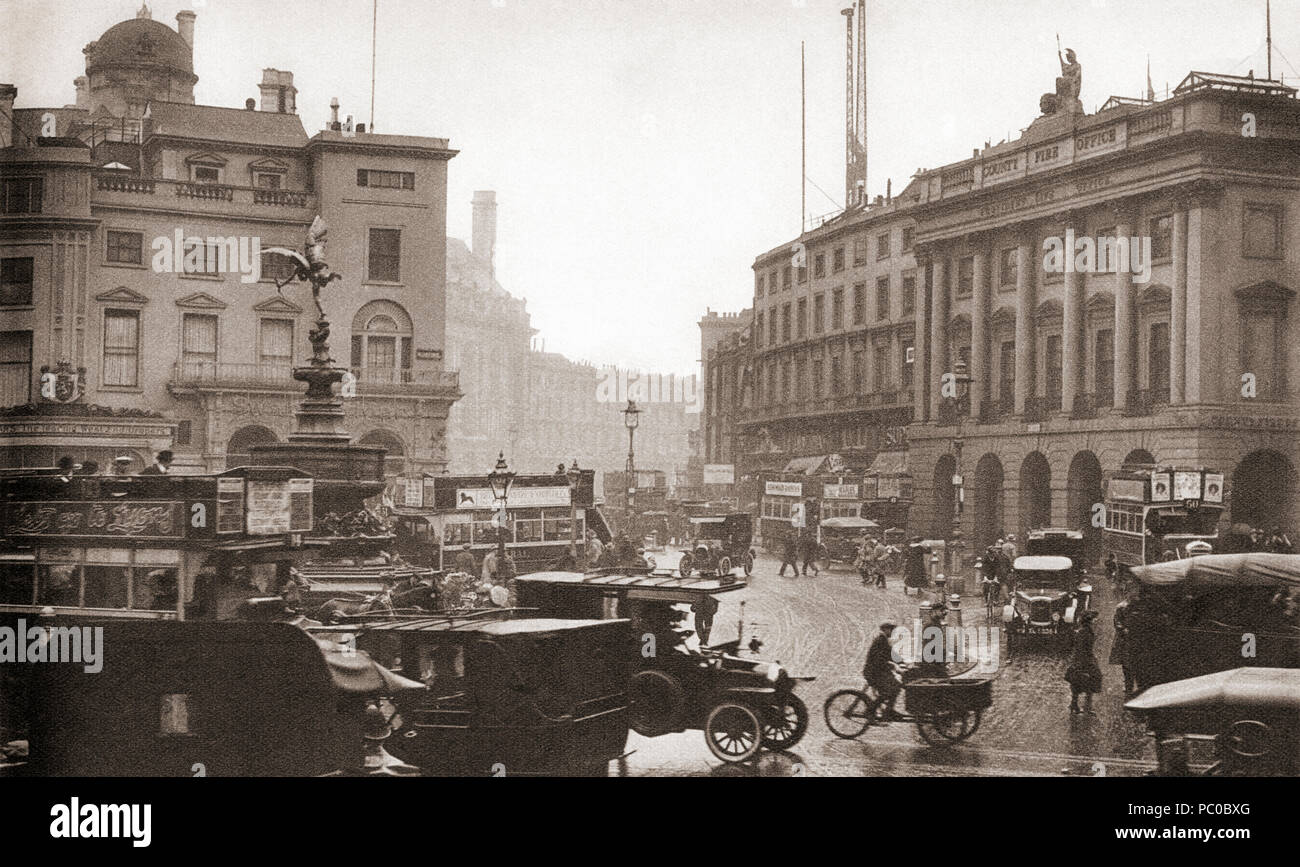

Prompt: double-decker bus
[
  {"left": 1103, "top": 466, "right": 1227, "bottom": 569},
  {"left": 387, "top": 469, "right": 612, "bottom": 573}
]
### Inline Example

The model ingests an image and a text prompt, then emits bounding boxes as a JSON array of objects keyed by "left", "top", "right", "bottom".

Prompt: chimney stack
[
  {"left": 175, "top": 10, "right": 195, "bottom": 49},
  {"left": 258, "top": 69, "right": 297, "bottom": 114},
  {"left": 0, "top": 84, "right": 16, "bottom": 148},
  {"left": 472, "top": 191, "right": 498, "bottom": 275},
  {"left": 329, "top": 97, "right": 340, "bottom": 129}
]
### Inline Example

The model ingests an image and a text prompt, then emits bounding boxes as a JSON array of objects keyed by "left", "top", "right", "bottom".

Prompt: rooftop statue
[{"left": 1040, "top": 39, "right": 1083, "bottom": 116}]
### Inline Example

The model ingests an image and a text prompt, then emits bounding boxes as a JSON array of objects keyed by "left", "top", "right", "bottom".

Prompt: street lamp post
[
  {"left": 622, "top": 399, "right": 641, "bottom": 536},
  {"left": 566, "top": 458, "right": 581, "bottom": 556},
  {"left": 487, "top": 452, "right": 516, "bottom": 575},
  {"left": 951, "top": 359, "right": 974, "bottom": 577}
]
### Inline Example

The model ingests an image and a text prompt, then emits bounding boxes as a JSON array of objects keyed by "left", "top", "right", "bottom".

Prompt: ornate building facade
[{"left": 1, "top": 6, "right": 460, "bottom": 475}]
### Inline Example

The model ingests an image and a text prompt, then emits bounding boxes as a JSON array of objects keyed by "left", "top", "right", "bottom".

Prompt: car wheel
[
  {"left": 704, "top": 702, "right": 762, "bottom": 763},
  {"left": 717, "top": 556, "right": 732, "bottom": 577},
  {"left": 743, "top": 552, "right": 755, "bottom": 576},
  {"left": 627, "top": 670, "right": 686, "bottom": 737},
  {"left": 678, "top": 553, "right": 693, "bottom": 578},
  {"left": 762, "top": 695, "right": 809, "bottom": 750}
]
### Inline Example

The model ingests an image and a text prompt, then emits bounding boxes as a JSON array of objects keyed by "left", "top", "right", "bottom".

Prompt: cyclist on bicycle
[{"left": 863, "top": 621, "right": 905, "bottom": 721}]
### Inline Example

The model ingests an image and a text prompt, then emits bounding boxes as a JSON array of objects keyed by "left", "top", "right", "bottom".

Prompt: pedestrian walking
[
  {"left": 799, "top": 532, "right": 820, "bottom": 576},
  {"left": 1109, "top": 600, "right": 1136, "bottom": 695},
  {"left": 1064, "top": 610, "right": 1103, "bottom": 714},
  {"left": 855, "top": 536, "right": 871, "bottom": 586},
  {"left": 872, "top": 538, "right": 890, "bottom": 588},
  {"left": 779, "top": 535, "right": 799, "bottom": 577},
  {"left": 903, "top": 537, "right": 927, "bottom": 596},
  {"left": 454, "top": 544, "right": 477, "bottom": 576},
  {"left": 586, "top": 531, "right": 604, "bottom": 568}
]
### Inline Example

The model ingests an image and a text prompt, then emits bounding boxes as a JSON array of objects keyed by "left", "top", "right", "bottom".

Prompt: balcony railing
[
  {"left": 93, "top": 172, "right": 316, "bottom": 212},
  {"left": 176, "top": 181, "right": 234, "bottom": 201},
  {"left": 253, "top": 188, "right": 309, "bottom": 207},
  {"left": 96, "top": 175, "right": 156, "bottom": 194}
]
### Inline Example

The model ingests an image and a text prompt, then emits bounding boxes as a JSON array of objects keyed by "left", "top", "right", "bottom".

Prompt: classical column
[
  {"left": 929, "top": 254, "right": 950, "bottom": 420},
  {"left": 913, "top": 247, "right": 931, "bottom": 422},
  {"left": 1113, "top": 208, "right": 1135, "bottom": 409},
  {"left": 1062, "top": 215, "right": 1085, "bottom": 413},
  {"left": 1014, "top": 232, "right": 1036, "bottom": 414},
  {"left": 1170, "top": 206, "right": 1188, "bottom": 405},
  {"left": 1183, "top": 182, "right": 1220, "bottom": 404},
  {"left": 970, "top": 243, "right": 990, "bottom": 420}
]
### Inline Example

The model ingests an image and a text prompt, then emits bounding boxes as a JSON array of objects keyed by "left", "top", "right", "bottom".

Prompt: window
[
  {"left": 181, "top": 239, "right": 224, "bottom": 276},
  {"left": 852, "top": 350, "right": 865, "bottom": 391},
  {"left": 876, "top": 276, "right": 890, "bottom": 320},
  {"left": 0, "top": 330, "right": 32, "bottom": 406},
  {"left": 1095, "top": 329, "right": 1114, "bottom": 405},
  {"left": 830, "top": 355, "right": 843, "bottom": 394},
  {"left": 756, "top": 273, "right": 765, "bottom": 297},
  {"left": 1045, "top": 333, "right": 1062, "bottom": 404},
  {"left": 106, "top": 230, "right": 143, "bottom": 265},
  {"left": 781, "top": 303, "right": 792, "bottom": 342},
  {"left": 998, "top": 341, "right": 1015, "bottom": 410},
  {"left": 831, "top": 288, "right": 844, "bottom": 329},
  {"left": 769, "top": 269, "right": 779, "bottom": 293},
  {"left": 357, "top": 169, "right": 415, "bottom": 190},
  {"left": 181, "top": 313, "right": 218, "bottom": 375},
  {"left": 254, "top": 172, "right": 281, "bottom": 189},
  {"left": 853, "top": 236, "right": 869, "bottom": 265},
  {"left": 794, "top": 358, "right": 805, "bottom": 398},
  {"left": 1243, "top": 204, "right": 1283, "bottom": 259},
  {"left": 2, "top": 178, "right": 43, "bottom": 213},
  {"left": 796, "top": 299, "right": 807, "bottom": 339},
  {"left": 1241, "top": 309, "right": 1284, "bottom": 400},
  {"left": 813, "top": 295, "right": 824, "bottom": 335},
  {"left": 814, "top": 253, "right": 825, "bottom": 279},
  {"left": 999, "top": 248, "right": 1017, "bottom": 287},
  {"left": 902, "top": 226, "right": 914, "bottom": 252},
  {"left": 957, "top": 256, "right": 974, "bottom": 298},
  {"left": 262, "top": 250, "right": 298, "bottom": 284},
  {"left": 901, "top": 339, "right": 914, "bottom": 387},
  {"left": 877, "top": 232, "right": 891, "bottom": 260},
  {"left": 782, "top": 265, "right": 792, "bottom": 290},
  {"left": 1, "top": 257, "right": 34, "bottom": 305},
  {"left": 755, "top": 312, "right": 764, "bottom": 346},
  {"left": 902, "top": 271, "right": 916, "bottom": 314},
  {"left": 852, "top": 283, "right": 866, "bottom": 325},
  {"left": 1148, "top": 322, "right": 1170, "bottom": 402},
  {"left": 832, "top": 247, "right": 845, "bottom": 273},
  {"left": 1149, "top": 214, "right": 1172, "bottom": 261},
  {"left": 350, "top": 301, "right": 413, "bottom": 383},
  {"left": 259, "top": 318, "right": 294, "bottom": 372},
  {"left": 192, "top": 165, "right": 220, "bottom": 184},
  {"left": 769, "top": 307, "right": 778, "bottom": 344},
  {"left": 781, "top": 361, "right": 791, "bottom": 402},
  {"left": 812, "top": 359, "right": 824, "bottom": 396},
  {"left": 368, "top": 228, "right": 402, "bottom": 282},
  {"left": 875, "top": 344, "right": 889, "bottom": 391},
  {"left": 102, "top": 310, "right": 140, "bottom": 388}
]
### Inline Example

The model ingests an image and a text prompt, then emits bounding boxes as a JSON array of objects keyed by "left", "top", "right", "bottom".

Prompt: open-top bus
[{"left": 1103, "top": 466, "right": 1226, "bottom": 570}]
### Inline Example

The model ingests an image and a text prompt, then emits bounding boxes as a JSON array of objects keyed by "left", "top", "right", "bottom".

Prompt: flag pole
[{"left": 801, "top": 40, "right": 807, "bottom": 233}]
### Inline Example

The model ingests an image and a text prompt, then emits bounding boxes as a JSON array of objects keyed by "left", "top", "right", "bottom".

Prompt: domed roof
[{"left": 85, "top": 17, "right": 193, "bottom": 75}]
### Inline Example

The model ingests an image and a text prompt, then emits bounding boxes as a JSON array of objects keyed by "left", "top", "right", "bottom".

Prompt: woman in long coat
[
  {"left": 903, "top": 539, "right": 928, "bottom": 595},
  {"left": 1108, "top": 600, "right": 1136, "bottom": 695},
  {"left": 1064, "top": 610, "right": 1103, "bottom": 714}
]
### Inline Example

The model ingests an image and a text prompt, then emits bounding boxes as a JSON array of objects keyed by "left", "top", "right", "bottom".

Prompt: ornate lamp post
[
  {"left": 487, "top": 452, "right": 515, "bottom": 569},
  {"left": 565, "top": 458, "right": 581, "bottom": 553},
  {"left": 951, "top": 358, "right": 974, "bottom": 576},
  {"left": 622, "top": 399, "right": 641, "bottom": 535}
]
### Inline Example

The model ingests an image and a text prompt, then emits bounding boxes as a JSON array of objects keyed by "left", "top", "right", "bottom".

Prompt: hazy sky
[{"left": 3, "top": 0, "right": 1297, "bottom": 374}]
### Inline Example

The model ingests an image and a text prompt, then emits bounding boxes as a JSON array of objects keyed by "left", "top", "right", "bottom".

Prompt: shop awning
[
  {"left": 866, "top": 451, "right": 908, "bottom": 476},
  {"left": 782, "top": 455, "right": 828, "bottom": 475}
]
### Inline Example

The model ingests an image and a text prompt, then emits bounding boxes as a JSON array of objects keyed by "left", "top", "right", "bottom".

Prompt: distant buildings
[{"left": 0, "top": 5, "right": 460, "bottom": 475}]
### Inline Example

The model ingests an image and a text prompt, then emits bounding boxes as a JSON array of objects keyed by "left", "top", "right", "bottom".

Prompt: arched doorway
[
  {"left": 1122, "top": 448, "right": 1155, "bottom": 469},
  {"left": 1232, "top": 449, "right": 1298, "bottom": 530},
  {"left": 226, "top": 425, "right": 277, "bottom": 469},
  {"left": 932, "top": 454, "right": 956, "bottom": 538},
  {"left": 1019, "top": 452, "right": 1052, "bottom": 535},
  {"left": 1067, "top": 450, "right": 1104, "bottom": 564},
  {"left": 973, "top": 453, "right": 1005, "bottom": 550},
  {"left": 359, "top": 429, "right": 406, "bottom": 477}
]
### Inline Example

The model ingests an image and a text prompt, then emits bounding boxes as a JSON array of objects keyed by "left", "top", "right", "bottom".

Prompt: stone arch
[
  {"left": 932, "top": 454, "right": 956, "bottom": 538},
  {"left": 973, "top": 453, "right": 1005, "bottom": 550},
  {"left": 1122, "top": 448, "right": 1156, "bottom": 469},
  {"left": 1067, "top": 450, "right": 1105, "bottom": 563},
  {"left": 1019, "top": 451, "right": 1052, "bottom": 535},
  {"left": 225, "top": 425, "right": 277, "bottom": 469},
  {"left": 358, "top": 428, "right": 407, "bottom": 476},
  {"left": 1232, "top": 449, "right": 1298, "bottom": 531}
]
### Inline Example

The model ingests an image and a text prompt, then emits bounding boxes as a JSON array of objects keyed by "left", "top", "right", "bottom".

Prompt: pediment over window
[
  {"left": 95, "top": 286, "right": 148, "bottom": 305},
  {"left": 1234, "top": 280, "right": 1295, "bottom": 306},
  {"left": 1034, "top": 298, "right": 1063, "bottom": 322},
  {"left": 1137, "top": 283, "right": 1172, "bottom": 309},
  {"left": 184, "top": 151, "right": 228, "bottom": 167},
  {"left": 990, "top": 305, "right": 1016, "bottom": 327},
  {"left": 175, "top": 291, "right": 226, "bottom": 310},
  {"left": 1086, "top": 290, "right": 1116, "bottom": 312},
  {"left": 253, "top": 296, "right": 303, "bottom": 314},
  {"left": 248, "top": 157, "right": 288, "bottom": 174}
]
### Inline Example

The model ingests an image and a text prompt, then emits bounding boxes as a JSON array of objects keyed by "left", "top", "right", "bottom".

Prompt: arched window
[
  {"left": 359, "top": 429, "right": 406, "bottom": 476},
  {"left": 226, "top": 425, "right": 278, "bottom": 470},
  {"left": 351, "top": 301, "right": 413, "bottom": 384}
]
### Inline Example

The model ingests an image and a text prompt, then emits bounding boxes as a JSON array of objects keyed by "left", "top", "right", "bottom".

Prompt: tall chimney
[
  {"left": 0, "top": 84, "right": 16, "bottom": 148},
  {"left": 259, "top": 69, "right": 297, "bottom": 114},
  {"left": 175, "top": 10, "right": 195, "bottom": 50},
  {"left": 472, "top": 191, "right": 498, "bottom": 276}
]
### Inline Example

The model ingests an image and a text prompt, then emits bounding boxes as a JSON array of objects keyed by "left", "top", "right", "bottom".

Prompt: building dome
[{"left": 84, "top": 17, "right": 193, "bottom": 77}]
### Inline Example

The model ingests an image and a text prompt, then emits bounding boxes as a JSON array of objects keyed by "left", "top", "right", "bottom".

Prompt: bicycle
[
  {"left": 981, "top": 578, "right": 1002, "bottom": 622},
  {"left": 823, "top": 683, "right": 883, "bottom": 739}
]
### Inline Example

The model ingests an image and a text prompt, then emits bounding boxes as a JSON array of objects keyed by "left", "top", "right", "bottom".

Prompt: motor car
[
  {"left": 818, "top": 516, "right": 882, "bottom": 568},
  {"left": 678, "top": 513, "right": 755, "bottom": 578},
  {"left": 1003, "top": 555, "right": 1088, "bottom": 645}
]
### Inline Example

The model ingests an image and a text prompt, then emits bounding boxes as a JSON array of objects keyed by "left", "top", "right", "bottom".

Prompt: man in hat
[
  {"left": 112, "top": 455, "right": 133, "bottom": 475},
  {"left": 454, "top": 543, "right": 477, "bottom": 576},
  {"left": 863, "top": 621, "right": 904, "bottom": 721},
  {"left": 138, "top": 450, "right": 174, "bottom": 475}
]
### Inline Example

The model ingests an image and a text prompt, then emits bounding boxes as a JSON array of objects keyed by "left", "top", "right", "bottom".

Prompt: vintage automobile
[
  {"left": 515, "top": 568, "right": 814, "bottom": 763},
  {"left": 678, "top": 513, "right": 755, "bottom": 578},
  {"left": 1024, "top": 528, "right": 1090, "bottom": 582},
  {"left": 1124, "top": 553, "right": 1300, "bottom": 690},
  {"left": 314, "top": 612, "right": 633, "bottom": 776},
  {"left": 1124, "top": 667, "right": 1300, "bottom": 776},
  {"left": 1003, "top": 555, "right": 1089, "bottom": 644},
  {"left": 818, "top": 516, "right": 882, "bottom": 568},
  {"left": 19, "top": 619, "right": 423, "bottom": 776}
]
